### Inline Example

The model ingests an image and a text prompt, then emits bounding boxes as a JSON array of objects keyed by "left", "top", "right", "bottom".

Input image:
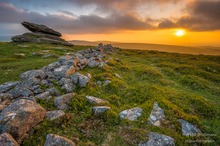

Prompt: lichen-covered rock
[
  {"left": 92, "top": 106, "right": 111, "bottom": 115},
  {"left": 139, "top": 132, "right": 175, "bottom": 146},
  {"left": 20, "top": 70, "right": 46, "bottom": 81},
  {"left": 54, "top": 93, "right": 75, "bottom": 110},
  {"left": 0, "top": 99, "right": 46, "bottom": 142},
  {"left": 86, "top": 96, "right": 107, "bottom": 104},
  {"left": 44, "top": 134, "right": 75, "bottom": 146},
  {"left": 148, "top": 102, "right": 165, "bottom": 127},
  {"left": 119, "top": 107, "right": 142, "bottom": 121},
  {"left": 178, "top": 119, "right": 201, "bottom": 136},
  {"left": 0, "top": 133, "right": 19, "bottom": 146},
  {"left": 70, "top": 72, "right": 80, "bottom": 84},
  {"left": 46, "top": 110, "right": 65, "bottom": 121},
  {"left": 0, "top": 82, "right": 19, "bottom": 94}
]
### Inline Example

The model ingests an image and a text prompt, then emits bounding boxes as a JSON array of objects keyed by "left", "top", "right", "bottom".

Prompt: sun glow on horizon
[{"left": 175, "top": 29, "right": 185, "bottom": 37}]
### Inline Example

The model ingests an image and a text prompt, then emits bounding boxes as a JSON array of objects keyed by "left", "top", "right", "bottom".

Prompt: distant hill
[
  {"left": 0, "top": 36, "right": 11, "bottom": 42},
  {"left": 70, "top": 40, "right": 220, "bottom": 56}
]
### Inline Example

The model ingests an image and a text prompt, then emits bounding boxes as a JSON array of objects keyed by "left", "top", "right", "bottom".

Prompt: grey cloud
[
  {"left": 0, "top": 2, "right": 154, "bottom": 34},
  {"left": 158, "top": 0, "right": 220, "bottom": 31}
]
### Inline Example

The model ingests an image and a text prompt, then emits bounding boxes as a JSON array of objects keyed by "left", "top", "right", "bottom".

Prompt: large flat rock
[{"left": 22, "top": 21, "right": 61, "bottom": 37}]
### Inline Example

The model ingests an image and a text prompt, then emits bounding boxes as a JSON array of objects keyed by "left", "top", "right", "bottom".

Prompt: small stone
[
  {"left": 35, "top": 91, "right": 50, "bottom": 100},
  {"left": 61, "top": 79, "right": 75, "bottom": 93},
  {"left": 178, "top": 119, "right": 201, "bottom": 136},
  {"left": 70, "top": 72, "right": 80, "bottom": 84},
  {"left": 86, "top": 96, "right": 107, "bottom": 104},
  {"left": 46, "top": 110, "right": 65, "bottom": 121},
  {"left": 114, "top": 73, "right": 122, "bottom": 79},
  {"left": 138, "top": 132, "right": 175, "bottom": 146},
  {"left": 54, "top": 93, "right": 75, "bottom": 110},
  {"left": 103, "top": 80, "right": 111, "bottom": 86},
  {"left": 0, "top": 133, "right": 19, "bottom": 146},
  {"left": 86, "top": 73, "right": 92, "bottom": 79},
  {"left": 78, "top": 74, "right": 89, "bottom": 87},
  {"left": 119, "top": 107, "right": 142, "bottom": 121},
  {"left": 92, "top": 106, "right": 111, "bottom": 115},
  {"left": 44, "top": 134, "right": 75, "bottom": 146},
  {"left": 148, "top": 102, "right": 165, "bottom": 127},
  {"left": 97, "top": 81, "right": 102, "bottom": 87}
]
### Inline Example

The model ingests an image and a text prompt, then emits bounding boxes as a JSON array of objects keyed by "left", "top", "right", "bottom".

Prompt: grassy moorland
[{"left": 0, "top": 42, "right": 219, "bottom": 146}]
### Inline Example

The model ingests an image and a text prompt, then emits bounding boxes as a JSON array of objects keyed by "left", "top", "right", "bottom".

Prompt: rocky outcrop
[
  {"left": 22, "top": 21, "right": 61, "bottom": 37},
  {"left": 139, "top": 132, "right": 175, "bottom": 146},
  {"left": 0, "top": 99, "right": 46, "bottom": 142},
  {"left": 148, "top": 102, "right": 165, "bottom": 127},
  {"left": 119, "top": 107, "right": 142, "bottom": 121},
  {"left": 44, "top": 134, "right": 75, "bottom": 146},
  {"left": 0, "top": 133, "right": 19, "bottom": 146},
  {"left": 178, "top": 119, "right": 201, "bottom": 136},
  {"left": 11, "top": 22, "right": 73, "bottom": 46}
]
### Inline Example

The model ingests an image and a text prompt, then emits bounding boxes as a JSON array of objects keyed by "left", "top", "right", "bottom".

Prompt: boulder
[
  {"left": 178, "top": 119, "right": 201, "bottom": 136},
  {"left": 92, "top": 106, "right": 111, "bottom": 115},
  {"left": 148, "top": 102, "right": 165, "bottom": 127},
  {"left": 44, "top": 134, "right": 75, "bottom": 146},
  {"left": 0, "top": 99, "right": 46, "bottom": 142},
  {"left": 139, "top": 132, "right": 175, "bottom": 146},
  {"left": 21, "top": 21, "right": 61, "bottom": 37},
  {"left": 46, "top": 110, "right": 65, "bottom": 121},
  {"left": 54, "top": 93, "right": 75, "bottom": 110},
  {"left": 0, "top": 133, "right": 19, "bottom": 146},
  {"left": 119, "top": 107, "right": 142, "bottom": 121}
]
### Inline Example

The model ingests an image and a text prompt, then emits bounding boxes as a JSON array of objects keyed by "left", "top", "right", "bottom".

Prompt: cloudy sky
[{"left": 0, "top": 0, "right": 220, "bottom": 46}]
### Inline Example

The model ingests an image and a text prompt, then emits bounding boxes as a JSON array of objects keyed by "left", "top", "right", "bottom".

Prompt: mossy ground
[{"left": 0, "top": 42, "right": 219, "bottom": 146}]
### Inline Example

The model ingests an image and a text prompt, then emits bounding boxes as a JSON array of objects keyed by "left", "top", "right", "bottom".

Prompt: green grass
[{"left": 0, "top": 42, "right": 220, "bottom": 146}]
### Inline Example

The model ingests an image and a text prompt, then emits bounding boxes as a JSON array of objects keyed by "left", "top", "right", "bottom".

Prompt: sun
[{"left": 175, "top": 29, "right": 185, "bottom": 37}]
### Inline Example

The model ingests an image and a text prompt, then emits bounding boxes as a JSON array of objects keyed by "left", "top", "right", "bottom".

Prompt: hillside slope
[{"left": 0, "top": 42, "right": 219, "bottom": 146}]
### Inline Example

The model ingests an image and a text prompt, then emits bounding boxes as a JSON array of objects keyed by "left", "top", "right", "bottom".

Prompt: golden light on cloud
[{"left": 175, "top": 29, "right": 185, "bottom": 37}]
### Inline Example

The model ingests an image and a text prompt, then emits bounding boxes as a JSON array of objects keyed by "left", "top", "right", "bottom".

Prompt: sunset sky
[{"left": 0, "top": 0, "right": 220, "bottom": 46}]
